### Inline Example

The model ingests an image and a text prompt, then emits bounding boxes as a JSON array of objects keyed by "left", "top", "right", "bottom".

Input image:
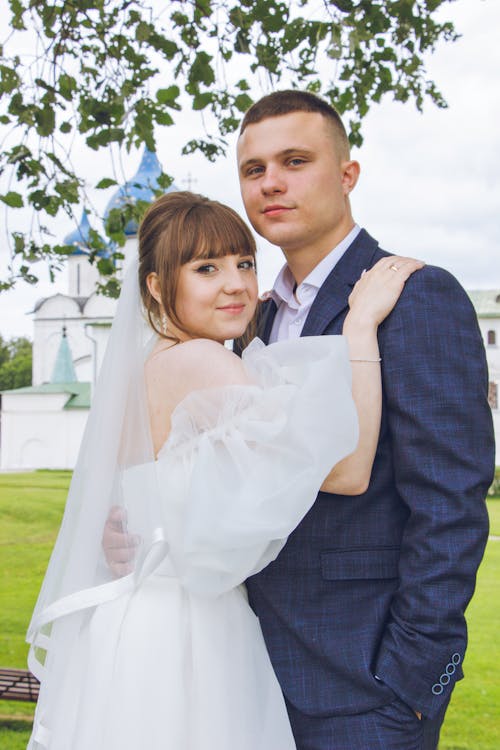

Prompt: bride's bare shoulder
[{"left": 146, "top": 338, "right": 249, "bottom": 391}]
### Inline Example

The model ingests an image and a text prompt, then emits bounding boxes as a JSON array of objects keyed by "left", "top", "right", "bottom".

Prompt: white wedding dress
[{"left": 28, "top": 337, "right": 358, "bottom": 750}]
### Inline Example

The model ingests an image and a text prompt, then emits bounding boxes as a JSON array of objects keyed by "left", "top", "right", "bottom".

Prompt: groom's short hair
[{"left": 239, "top": 90, "right": 350, "bottom": 158}]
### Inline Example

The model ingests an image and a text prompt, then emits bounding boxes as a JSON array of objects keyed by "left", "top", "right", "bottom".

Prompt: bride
[{"left": 27, "top": 191, "right": 422, "bottom": 749}]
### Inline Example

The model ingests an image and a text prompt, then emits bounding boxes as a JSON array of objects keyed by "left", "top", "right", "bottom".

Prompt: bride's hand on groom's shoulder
[
  {"left": 348, "top": 256, "right": 425, "bottom": 328},
  {"left": 102, "top": 505, "right": 140, "bottom": 577}
]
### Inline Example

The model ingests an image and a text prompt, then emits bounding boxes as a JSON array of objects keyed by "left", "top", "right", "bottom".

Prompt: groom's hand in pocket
[{"left": 102, "top": 505, "right": 140, "bottom": 577}]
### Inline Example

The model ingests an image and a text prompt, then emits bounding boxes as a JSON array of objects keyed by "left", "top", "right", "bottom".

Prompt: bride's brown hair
[{"left": 138, "top": 191, "right": 258, "bottom": 345}]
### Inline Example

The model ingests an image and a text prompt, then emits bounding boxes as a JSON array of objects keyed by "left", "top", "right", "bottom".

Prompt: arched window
[
  {"left": 487, "top": 330, "right": 496, "bottom": 346},
  {"left": 489, "top": 382, "right": 498, "bottom": 411}
]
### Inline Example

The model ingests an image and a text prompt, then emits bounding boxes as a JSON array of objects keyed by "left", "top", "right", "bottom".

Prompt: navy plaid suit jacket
[{"left": 245, "top": 228, "right": 493, "bottom": 723}]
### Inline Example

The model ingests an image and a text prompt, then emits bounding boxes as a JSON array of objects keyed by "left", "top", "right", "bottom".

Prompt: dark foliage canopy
[{"left": 0, "top": 0, "right": 457, "bottom": 292}]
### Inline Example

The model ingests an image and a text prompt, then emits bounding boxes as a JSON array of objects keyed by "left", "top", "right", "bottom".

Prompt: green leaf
[
  {"left": 59, "top": 74, "right": 77, "bottom": 102},
  {"left": 192, "top": 92, "right": 213, "bottom": 110},
  {"left": 34, "top": 105, "right": 55, "bottom": 136},
  {"left": 136, "top": 21, "right": 153, "bottom": 43},
  {"left": 260, "top": 1, "right": 289, "bottom": 33},
  {"left": 156, "top": 85, "right": 180, "bottom": 106},
  {"left": 96, "top": 256, "right": 116, "bottom": 276},
  {"left": 189, "top": 51, "right": 215, "bottom": 86},
  {"left": 28, "top": 190, "right": 60, "bottom": 216},
  {"left": 234, "top": 93, "right": 253, "bottom": 113},
  {"left": 86, "top": 128, "right": 125, "bottom": 150},
  {"left": 6, "top": 144, "right": 31, "bottom": 164},
  {"left": 96, "top": 178, "right": 118, "bottom": 189},
  {"left": 13, "top": 232, "right": 25, "bottom": 254},
  {"left": 157, "top": 172, "right": 174, "bottom": 189},
  {"left": 171, "top": 12, "right": 189, "bottom": 27},
  {"left": 0, "top": 191, "right": 24, "bottom": 208},
  {"left": 96, "top": 277, "right": 122, "bottom": 299},
  {"left": 54, "top": 179, "right": 79, "bottom": 204},
  {"left": 149, "top": 34, "right": 178, "bottom": 60},
  {"left": 0, "top": 64, "right": 21, "bottom": 94},
  {"left": 8, "top": 0, "right": 26, "bottom": 30},
  {"left": 155, "top": 111, "right": 174, "bottom": 125},
  {"left": 53, "top": 243, "right": 76, "bottom": 256}
]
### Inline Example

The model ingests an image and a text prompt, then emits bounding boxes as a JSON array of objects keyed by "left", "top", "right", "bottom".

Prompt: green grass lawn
[
  {"left": 0, "top": 470, "right": 69, "bottom": 733},
  {"left": 0, "top": 472, "right": 498, "bottom": 748}
]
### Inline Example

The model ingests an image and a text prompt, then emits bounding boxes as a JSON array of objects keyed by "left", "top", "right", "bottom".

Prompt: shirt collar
[{"left": 270, "top": 224, "right": 361, "bottom": 306}]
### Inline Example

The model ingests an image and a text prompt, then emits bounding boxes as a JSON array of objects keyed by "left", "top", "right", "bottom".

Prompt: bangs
[{"left": 179, "top": 203, "right": 256, "bottom": 263}]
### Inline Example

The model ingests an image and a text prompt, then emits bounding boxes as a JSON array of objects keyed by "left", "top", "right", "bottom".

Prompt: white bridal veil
[{"left": 27, "top": 258, "right": 166, "bottom": 739}]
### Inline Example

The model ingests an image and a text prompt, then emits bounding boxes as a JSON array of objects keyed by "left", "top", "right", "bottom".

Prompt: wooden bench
[{"left": 0, "top": 668, "right": 39, "bottom": 702}]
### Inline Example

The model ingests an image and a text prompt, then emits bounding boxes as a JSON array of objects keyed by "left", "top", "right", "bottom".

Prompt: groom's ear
[
  {"left": 341, "top": 159, "right": 360, "bottom": 197},
  {"left": 146, "top": 272, "right": 162, "bottom": 305}
]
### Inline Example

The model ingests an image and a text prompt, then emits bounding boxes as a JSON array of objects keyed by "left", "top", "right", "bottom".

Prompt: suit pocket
[{"left": 321, "top": 547, "right": 400, "bottom": 580}]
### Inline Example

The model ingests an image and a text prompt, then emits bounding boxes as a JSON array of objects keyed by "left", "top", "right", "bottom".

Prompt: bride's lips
[
  {"left": 262, "top": 204, "right": 293, "bottom": 217},
  {"left": 217, "top": 304, "right": 246, "bottom": 314}
]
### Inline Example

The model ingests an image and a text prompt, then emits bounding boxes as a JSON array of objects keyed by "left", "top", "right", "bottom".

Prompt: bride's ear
[{"left": 146, "top": 272, "right": 162, "bottom": 305}]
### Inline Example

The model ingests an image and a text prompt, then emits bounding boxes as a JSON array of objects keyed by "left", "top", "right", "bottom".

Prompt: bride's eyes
[
  {"left": 238, "top": 259, "right": 256, "bottom": 271},
  {"left": 195, "top": 263, "right": 217, "bottom": 274},
  {"left": 193, "top": 258, "right": 255, "bottom": 274}
]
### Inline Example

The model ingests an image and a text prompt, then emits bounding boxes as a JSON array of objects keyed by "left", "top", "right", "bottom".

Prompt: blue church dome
[
  {"left": 64, "top": 210, "right": 108, "bottom": 257},
  {"left": 104, "top": 148, "right": 178, "bottom": 236},
  {"left": 64, "top": 210, "right": 93, "bottom": 255}
]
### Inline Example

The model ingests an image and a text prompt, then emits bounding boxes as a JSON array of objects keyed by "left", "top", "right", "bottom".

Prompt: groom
[
  {"left": 235, "top": 91, "right": 494, "bottom": 750},
  {"left": 104, "top": 91, "right": 494, "bottom": 749}
]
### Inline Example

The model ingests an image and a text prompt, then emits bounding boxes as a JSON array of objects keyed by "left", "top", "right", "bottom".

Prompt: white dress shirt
[{"left": 268, "top": 225, "right": 361, "bottom": 343}]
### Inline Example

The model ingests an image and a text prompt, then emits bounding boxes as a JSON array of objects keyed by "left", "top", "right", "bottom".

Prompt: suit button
[
  {"left": 432, "top": 683, "right": 444, "bottom": 695},
  {"left": 446, "top": 663, "right": 456, "bottom": 676},
  {"left": 452, "top": 653, "right": 461, "bottom": 665},
  {"left": 440, "top": 673, "right": 450, "bottom": 686}
]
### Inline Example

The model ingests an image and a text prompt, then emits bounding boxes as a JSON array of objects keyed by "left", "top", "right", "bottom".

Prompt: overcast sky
[{"left": 0, "top": 0, "right": 499, "bottom": 340}]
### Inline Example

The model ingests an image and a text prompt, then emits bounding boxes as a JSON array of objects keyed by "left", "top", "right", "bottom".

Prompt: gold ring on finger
[{"left": 389, "top": 264, "right": 399, "bottom": 272}]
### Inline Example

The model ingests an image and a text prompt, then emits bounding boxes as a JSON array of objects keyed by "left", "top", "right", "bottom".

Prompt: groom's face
[{"left": 237, "top": 111, "right": 357, "bottom": 262}]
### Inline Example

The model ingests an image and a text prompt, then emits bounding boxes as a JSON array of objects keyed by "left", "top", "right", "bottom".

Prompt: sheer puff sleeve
[{"left": 146, "top": 336, "right": 358, "bottom": 597}]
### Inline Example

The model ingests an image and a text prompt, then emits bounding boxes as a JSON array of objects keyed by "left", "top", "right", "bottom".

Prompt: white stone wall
[
  {"left": 32, "top": 296, "right": 81, "bottom": 385},
  {"left": 67, "top": 255, "right": 102, "bottom": 298},
  {"left": 477, "top": 317, "right": 500, "bottom": 465},
  {"left": 33, "top": 294, "right": 116, "bottom": 385},
  {"left": 0, "top": 392, "right": 89, "bottom": 469}
]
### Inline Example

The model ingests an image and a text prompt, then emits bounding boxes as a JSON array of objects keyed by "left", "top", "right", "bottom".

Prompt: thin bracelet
[{"left": 350, "top": 357, "right": 382, "bottom": 362}]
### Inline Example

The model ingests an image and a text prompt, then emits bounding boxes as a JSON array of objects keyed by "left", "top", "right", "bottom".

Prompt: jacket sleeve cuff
[{"left": 375, "top": 635, "right": 464, "bottom": 718}]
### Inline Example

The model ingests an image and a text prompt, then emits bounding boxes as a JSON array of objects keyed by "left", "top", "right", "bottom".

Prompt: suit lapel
[
  {"left": 259, "top": 298, "right": 278, "bottom": 344},
  {"left": 301, "top": 229, "right": 383, "bottom": 337}
]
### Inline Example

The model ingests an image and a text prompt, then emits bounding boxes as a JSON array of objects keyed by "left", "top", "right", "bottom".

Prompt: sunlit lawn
[
  {"left": 0, "top": 471, "right": 498, "bottom": 748},
  {"left": 0, "top": 470, "right": 69, "bottom": 735},
  {"left": 439, "top": 498, "right": 499, "bottom": 750}
]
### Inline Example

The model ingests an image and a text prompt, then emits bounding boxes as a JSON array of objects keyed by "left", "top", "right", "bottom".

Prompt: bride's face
[{"left": 172, "top": 253, "right": 258, "bottom": 343}]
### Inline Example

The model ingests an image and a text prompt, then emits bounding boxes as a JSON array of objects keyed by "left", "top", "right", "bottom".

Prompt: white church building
[
  {"left": 467, "top": 290, "right": 500, "bottom": 465},
  {"left": 0, "top": 148, "right": 178, "bottom": 469}
]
